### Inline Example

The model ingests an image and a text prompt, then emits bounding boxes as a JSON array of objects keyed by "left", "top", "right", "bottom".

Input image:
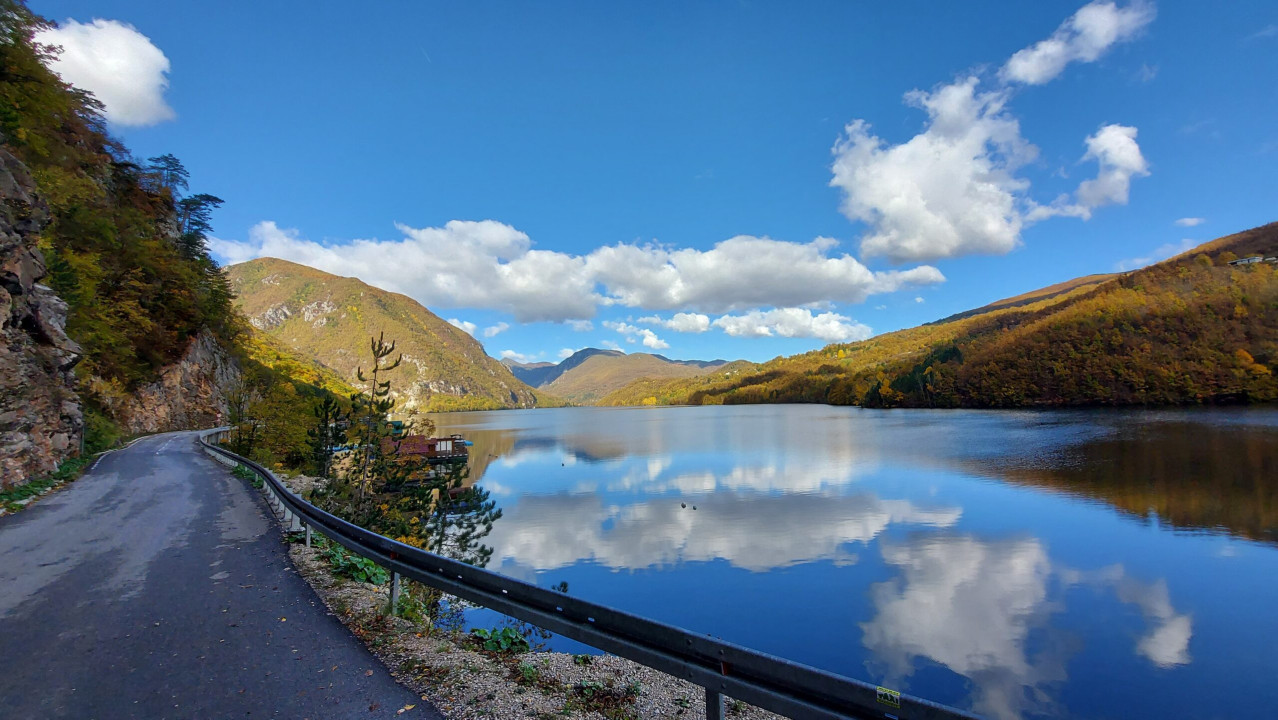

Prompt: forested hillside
[
  {"left": 604, "top": 223, "right": 1278, "bottom": 408},
  {"left": 226, "top": 257, "right": 549, "bottom": 412},
  {"left": 1, "top": 2, "right": 364, "bottom": 484},
  {"left": 1, "top": 1, "right": 244, "bottom": 457}
]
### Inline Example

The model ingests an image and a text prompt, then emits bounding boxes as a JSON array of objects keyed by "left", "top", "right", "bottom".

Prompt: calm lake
[{"left": 427, "top": 405, "right": 1278, "bottom": 720}]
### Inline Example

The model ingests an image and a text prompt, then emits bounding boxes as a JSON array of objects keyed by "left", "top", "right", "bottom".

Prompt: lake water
[{"left": 427, "top": 405, "right": 1278, "bottom": 720}]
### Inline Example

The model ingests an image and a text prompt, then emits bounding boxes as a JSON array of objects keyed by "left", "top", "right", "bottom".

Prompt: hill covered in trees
[
  {"left": 1, "top": 2, "right": 376, "bottom": 483},
  {"left": 603, "top": 223, "right": 1278, "bottom": 408},
  {"left": 226, "top": 257, "right": 554, "bottom": 412},
  {"left": 1, "top": 1, "right": 250, "bottom": 466}
]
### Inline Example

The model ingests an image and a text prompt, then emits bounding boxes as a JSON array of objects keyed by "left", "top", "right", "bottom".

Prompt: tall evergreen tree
[{"left": 308, "top": 394, "right": 348, "bottom": 478}]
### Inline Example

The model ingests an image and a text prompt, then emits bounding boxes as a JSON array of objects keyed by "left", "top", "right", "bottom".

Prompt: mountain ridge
[
  {"left": 602, "top": 223, "right": 1278, "bottom": 408},
  {"left": 505, "top": 347, "right": 731, "bottom": 405},
  {"left": 227, "top": 257, "right": 543, "bottom": 413}
]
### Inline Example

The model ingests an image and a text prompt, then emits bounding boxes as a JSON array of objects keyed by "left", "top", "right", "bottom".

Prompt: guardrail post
[
  {"left": 388, "top": 571, "right": 401, "bottom": 616},
  {"left": 283, "top": 507, "right": 302, "bottom": 532},
  {"left": 304, "top": 523, "right": 312, "bottom": 547},
  {"left": 706, "top": 688, "right": 723, "bottom": 720}
]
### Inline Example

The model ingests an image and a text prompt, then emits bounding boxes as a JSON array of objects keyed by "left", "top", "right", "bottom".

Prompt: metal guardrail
[{"left": 198, "top": 428, "right": 980, "bottom": 720}]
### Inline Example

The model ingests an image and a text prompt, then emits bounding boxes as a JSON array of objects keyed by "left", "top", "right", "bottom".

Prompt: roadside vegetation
[{"left": 0, "top": 454, "right": 91, "bottom": 514}]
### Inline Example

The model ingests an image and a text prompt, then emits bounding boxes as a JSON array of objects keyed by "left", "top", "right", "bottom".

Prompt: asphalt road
[{"left": 0, "top": 431, "right": 443, "bottom": 719}]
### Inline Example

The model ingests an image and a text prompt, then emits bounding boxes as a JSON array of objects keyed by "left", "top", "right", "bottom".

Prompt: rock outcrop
[
  {"left": 0, "top": 148, "right": 83, "bottom": 488},
  {"left": 108, "top": 328, "right": 241, "bottom": 435}
]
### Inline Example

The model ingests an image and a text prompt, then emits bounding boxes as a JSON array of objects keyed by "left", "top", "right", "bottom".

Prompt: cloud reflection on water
[
  {"left": 863, "top": 535, "right": 1193, "bottom": 720},
  {"left": 487, "top": 490, "right": 961, "bottom": 572}
]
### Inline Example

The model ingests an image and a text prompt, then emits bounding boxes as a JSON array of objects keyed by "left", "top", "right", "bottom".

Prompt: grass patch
[
  {"left": 564, "top": 678, "right": 640, "bottom": 719},
  {"left": 1, "top": 455, "right": 94, "bottom": 513}
]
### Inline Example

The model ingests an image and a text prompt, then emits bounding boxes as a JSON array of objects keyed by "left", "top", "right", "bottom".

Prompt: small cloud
[
  {"left": 1174, "top": 217, "right": 1205, "bottom": 227},
  {"left": 711, "top": 308, "right": 872, "bottom": 343},
  {"left": 1178, "top": 119, "right": 1220, "bottom": 140},
  {"left": 874, "top": 305, "right": 887, "bottom": 311},
  {"left": 499, "top": 349, "right": 538, "bottom": 364},
  {"left": 557, "top": 348, "right": 577, "bottom": 360},
  {"left": 482, "top": 322, "right": 509, "bottom": 338},
  {"left": 566, "top": 319, "right": 594, "bottom": 332},
  {"left": 1134, "top": 63, "right": 1158, "bottom": 83},
  {"left": 604, "top": 321, "right": 669, "bottom": 350},
  {"left": 1115, "top": 238, "right": 1197, "bottom": 271},
  {"left": 1246, "top": 24, "right": 1277, "bottom": 41},
  {"left": 915, "top": 297, "right": 925, "bottom": 303},
  {"left": 638, "top": 312, "right": 711, "bottom": 333},
  {"left": 600, "top": 340, "right": 623, "bottom": 352},
  {"left": 1000, "top": 0, "right": 1156, "bottom": 86},
  {"left": 447, "top": 318, "right": 477, "bottom": 336}
]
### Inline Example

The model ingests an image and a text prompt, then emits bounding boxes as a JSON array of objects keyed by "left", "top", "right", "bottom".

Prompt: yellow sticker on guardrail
[{"left": 876, "top": 686, "right": 901, "bottom": 708}]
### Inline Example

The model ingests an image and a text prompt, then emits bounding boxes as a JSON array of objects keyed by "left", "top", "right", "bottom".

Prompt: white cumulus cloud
[
  {"left": 446, "top": 318, "right": 477, "bottom": 336},
  {"left": 213, "top": 221, "right": 943, "bottom": 323},
  {"left": 212, "top": 219, "right": 598, "bottom": 323},
  {"left": 604, "top": 321, "right": 669, "bottom": 350},
  {"left": 712, "top": 308, "right": 872, "bottom": 343},
  {"left": 830, "top": 1, "right": 1155, "bottom": 264},
  {"left": 1076, "top": 124, "right": 1150, "bottom": 211},
  {"left": 482, "top": 322, "right": 509, "bottom": 338},
  {"left": 1000, "top": 1, "right": 1155, "bottom": 86},
  {"left": 831, "top": 78, "right": 1036, "bottom": 263},
  {"left": 1029, "top": 124, "right": 1150, "bottom": 221},
  {"left": 1174, "top": 217, "right": 1205, "bottom": 227},
  {"left": 587, "top": 236, "right": 944, "bottom": 311},
  {"left": 557, "top": 347, "right": 578, "bottom": 360},
  {"left": 36, "top": 19, "right": 175, "bottom": 127},
  {"left": 639, "top": 312, "right": 711, "bottom": 333}
]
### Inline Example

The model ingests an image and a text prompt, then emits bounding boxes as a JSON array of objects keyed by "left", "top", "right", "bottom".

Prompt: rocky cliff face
[
  {"left": 0, "top": 149, "right": 83, "bottom": 488},
  {"left": 107, "top": 328, "right": 241, "bottom": 435}
]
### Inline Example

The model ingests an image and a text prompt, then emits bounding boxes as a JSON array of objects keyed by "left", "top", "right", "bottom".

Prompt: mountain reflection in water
[{"left": 429, "top": 405, "right": 1278, "bottom": 720}]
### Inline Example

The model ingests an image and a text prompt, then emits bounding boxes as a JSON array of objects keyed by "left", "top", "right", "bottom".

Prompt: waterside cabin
[{"left": 381, "top": 434, "right": 470, "bottom": 465}]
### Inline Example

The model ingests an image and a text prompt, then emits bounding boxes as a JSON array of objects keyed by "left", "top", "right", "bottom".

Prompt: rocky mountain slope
[
  {"left": 605, "top": 223, "right": 1278, "bottom": 408},
  {"left": 0, "top": 148, "right": 82, "bottom": 486},
  {"left": 508, "top": 348, "right": 728, "bottom": 405},
  {"left": 227, "top": 257, "right": 540, "bottom": 412},
  {"left": 504, "top": 348, "right": 623, "bottom": 387}
]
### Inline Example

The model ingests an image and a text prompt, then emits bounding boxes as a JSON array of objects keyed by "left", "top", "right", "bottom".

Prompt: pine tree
[
  {"left": 308, "top": 394, "right": 348, "bottom": 478},
  {"left": 349, "top": 332, "right": 404, "bottom": 498}
]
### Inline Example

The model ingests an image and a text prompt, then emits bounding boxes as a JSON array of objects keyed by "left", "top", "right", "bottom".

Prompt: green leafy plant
[
  {"left": 470, "top": 626, "right": 530, "bottom": 654},
  {"left": 232, "top": 463, "right": 262, "bottom": 488},
  {"left": 322, "top": 543, "right": 388, "bottom": 585},
  {"left": 516, "top": 661, "right": 540, "bottom": 684},
  {"left": 572, "top": 653, "right": 593, "bottom": 666}
]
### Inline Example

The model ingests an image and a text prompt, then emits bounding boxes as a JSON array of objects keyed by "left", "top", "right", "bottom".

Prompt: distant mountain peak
[{"left": 504, "top": 346, "right": 734, "bottom": 403}]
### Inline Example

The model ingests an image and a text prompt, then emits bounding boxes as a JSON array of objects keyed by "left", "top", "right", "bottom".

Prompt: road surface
[{"left": 0, "top": 431, "right": 442, "bottom": 719}]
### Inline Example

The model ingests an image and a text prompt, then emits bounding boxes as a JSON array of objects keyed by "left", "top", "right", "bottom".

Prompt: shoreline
[{"left": 276, "top": 473, "right": 783, "bottom": 720}]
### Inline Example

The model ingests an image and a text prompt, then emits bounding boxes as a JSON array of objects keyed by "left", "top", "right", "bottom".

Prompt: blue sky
[{"left": 31, "top": 1, "right": 1278, "bottom": 363}]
